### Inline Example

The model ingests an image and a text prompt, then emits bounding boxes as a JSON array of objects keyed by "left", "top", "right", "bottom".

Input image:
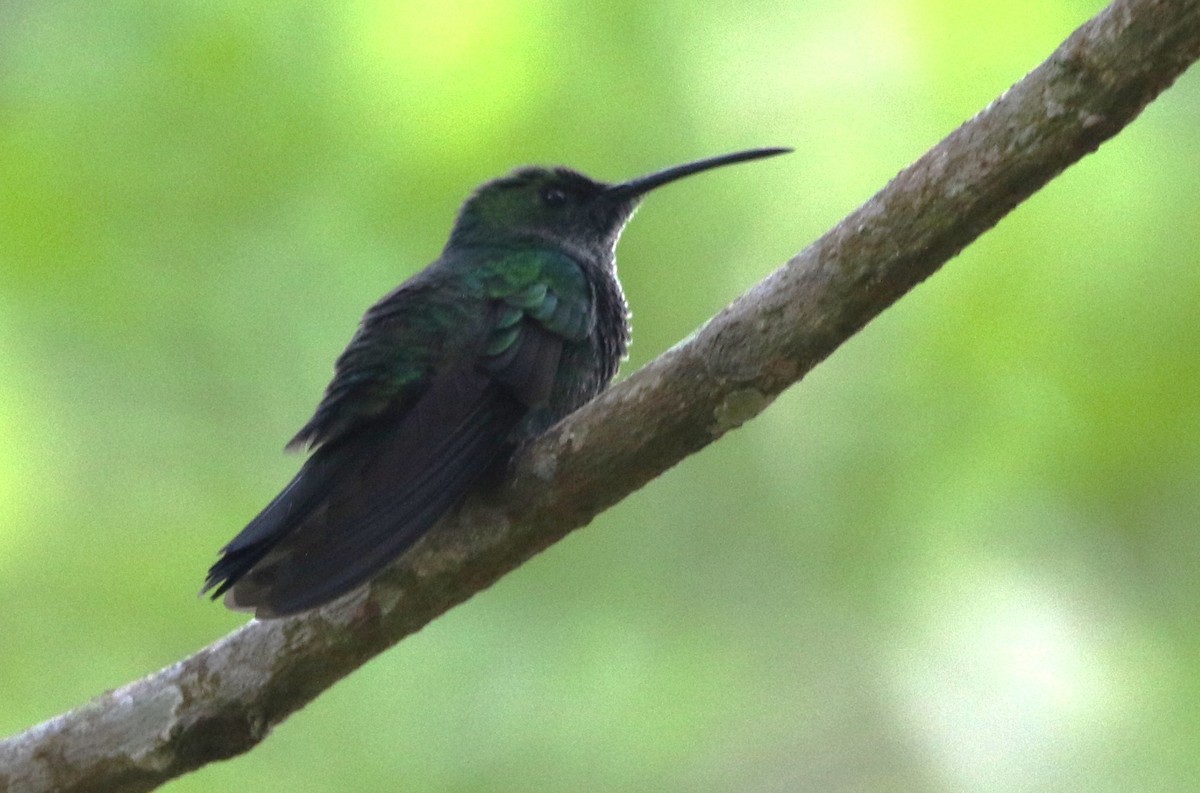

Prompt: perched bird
[{"left": 203, "top": 147, "right": 790, "bottom": 618}]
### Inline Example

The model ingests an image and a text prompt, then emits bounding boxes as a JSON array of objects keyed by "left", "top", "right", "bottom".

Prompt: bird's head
[{"left": 447, "top": 148, "right": 791, "bottom": 266}]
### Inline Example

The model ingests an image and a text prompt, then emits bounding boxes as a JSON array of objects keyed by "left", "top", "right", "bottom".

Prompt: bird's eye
[{"left": 540, "top": 186, "right": 568, "bottom": 207}]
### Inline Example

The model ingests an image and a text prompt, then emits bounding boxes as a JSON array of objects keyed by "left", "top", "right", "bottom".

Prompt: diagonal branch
[{"left": 3, "top": 0, "right": 1198, "bottom": 790}]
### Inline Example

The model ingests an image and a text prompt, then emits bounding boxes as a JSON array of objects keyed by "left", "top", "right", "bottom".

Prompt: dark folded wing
[
  {"left": 205, "top": 317, "right": 573, "bottom": 617},
  {"left": 208, "top": 363, "right": 525, "bottom": 616}
]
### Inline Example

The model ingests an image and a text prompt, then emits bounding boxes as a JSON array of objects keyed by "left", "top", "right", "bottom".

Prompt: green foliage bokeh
[{"left": 2, "top": 1, "right": 1198, "bottom": 791}]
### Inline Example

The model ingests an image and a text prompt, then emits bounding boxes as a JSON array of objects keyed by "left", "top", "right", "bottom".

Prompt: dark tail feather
[
  {"left": 201, "top": 453, "right": 339, "bottom": 596},
  {"left": 203, "top": 366, "right": 524, "bottom": 618}
]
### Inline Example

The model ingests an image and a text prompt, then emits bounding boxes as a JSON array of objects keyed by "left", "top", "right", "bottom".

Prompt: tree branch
[{"left": 3, "top": 1, "right": 1198, "bottom": 790}]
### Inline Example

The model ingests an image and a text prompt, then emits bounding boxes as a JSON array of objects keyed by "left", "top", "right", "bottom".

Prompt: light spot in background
[
  {"left": 888, "top": 565, "right": 1135, "bottom": 792},
  {"left": 342, "top": 0, "right": 548, "bottom": 153},
  {"left": 685, "top": 1, "right": 919, "bottom": 109},
  {"left": 0, "top": 309, "right": 52, "bottom": 571},
  {"left": 680, "top": 0, "right": 922, "bottom": 179}
]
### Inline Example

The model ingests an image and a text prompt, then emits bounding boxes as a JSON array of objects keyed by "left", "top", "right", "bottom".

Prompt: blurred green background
[{"left": 2, "top": 1, "right": 1198, "bottom": 791}]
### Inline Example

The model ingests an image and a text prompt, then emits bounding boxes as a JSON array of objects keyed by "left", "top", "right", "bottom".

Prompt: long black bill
[{"left": 605, "top": 147, "right": 792, "bottom": 201}]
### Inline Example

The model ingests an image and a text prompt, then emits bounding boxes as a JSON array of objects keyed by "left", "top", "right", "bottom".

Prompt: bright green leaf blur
[{"left": 3, "top": 1, "right": 1199, "bottom": 791}]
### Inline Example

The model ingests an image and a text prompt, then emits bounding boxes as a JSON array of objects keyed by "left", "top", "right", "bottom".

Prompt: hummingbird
[{"left": 202, "top": 147, "right": 790, "bottom": 618}]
